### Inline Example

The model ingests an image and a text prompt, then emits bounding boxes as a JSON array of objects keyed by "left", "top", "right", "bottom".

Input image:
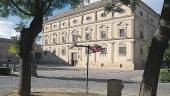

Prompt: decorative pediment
[
  {"left": 99, "top": 25, "right": 109, "bottom": 29},
  {"left": 119, "top": 42, "right": 126, "bottom": 46},
  {"left": 72, "top": 29, "right": 78, "bottom": 34},
  {"left": 85, "top": 27, "right": 92, "bottom": 31},
  {"left": 101, "top": 43, "right": 107, "bottom": 47},
  {"left": 62, "top": 32, "right": 67, "bottom": 36},
  {"left": 117, "top": 22, "right": 128, "bottom": 26},
  {"left": 53, "top": 33, "right": 57, "bottom": 36}
]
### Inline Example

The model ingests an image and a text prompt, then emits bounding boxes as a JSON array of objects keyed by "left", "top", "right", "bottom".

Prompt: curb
[
  {"left": 2, "top": 91, "right": 12, "bottom": 96},
  {"left": 7, "top": 88, "right": 106, "bottom": 96}
]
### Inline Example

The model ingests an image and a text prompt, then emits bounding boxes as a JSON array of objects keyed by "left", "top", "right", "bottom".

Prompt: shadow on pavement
[{"left": 37, "top": 75, "right": 138, "bottom": 84}]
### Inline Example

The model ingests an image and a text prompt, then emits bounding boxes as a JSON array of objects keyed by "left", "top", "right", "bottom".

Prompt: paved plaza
[{"left": 0, "top": 64, "right": 170, "bottom": 96}]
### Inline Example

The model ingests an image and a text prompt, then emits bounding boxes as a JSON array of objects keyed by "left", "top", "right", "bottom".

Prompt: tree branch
[
  {"left": 43, "top": 0, "right": 52, "bottom": 15},
  {"left": 10, "top": 0, "right": 35, "bottom": 16},
  {"left": 43, "top": 0, "right": 50, "bottom": 5}
]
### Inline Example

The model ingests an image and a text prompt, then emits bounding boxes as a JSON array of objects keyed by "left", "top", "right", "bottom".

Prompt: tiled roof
[{"left": 44, "top": 0, "right": 113, "bottom": 23}]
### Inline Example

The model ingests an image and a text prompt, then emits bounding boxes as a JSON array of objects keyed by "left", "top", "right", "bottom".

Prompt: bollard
[{"left": 107, "top": 79, "right": 124, "bottom": 96}]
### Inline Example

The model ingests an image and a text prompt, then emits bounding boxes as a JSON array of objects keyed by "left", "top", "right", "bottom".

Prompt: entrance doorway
[{"left": 71, "top": 52, "right": 78, "bottom": 66}]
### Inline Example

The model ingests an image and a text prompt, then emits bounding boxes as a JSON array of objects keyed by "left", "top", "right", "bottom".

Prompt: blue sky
[{"left": 0, "top": 0, "right": 164, "bottom": 39}]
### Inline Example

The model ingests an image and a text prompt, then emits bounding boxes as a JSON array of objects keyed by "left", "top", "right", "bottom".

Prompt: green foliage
[
  {"left": 8, "top": 43, "right": 20, "bottom": 57},
  {"left": 0, "top": 0, "right": 80, "bottom": 19},
  {"left": 164, "top": 43, "right": 170, "bottom": 62},
  {"left": 105, "top": 0, "right": 140, "bottom": 14},
  {"left": 15, "top": 21, "right": 28, "bottom": 32},
  {"left": 160, "top": 69, "right": 170, "bottom": 82},
  {"left": 130, "top": 0, "right": 140, "bottom": 11}
]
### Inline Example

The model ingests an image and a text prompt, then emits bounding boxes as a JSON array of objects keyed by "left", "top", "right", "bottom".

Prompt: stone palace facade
[{"left": 42, "top": 0, "right": 159, "bottom": 70}]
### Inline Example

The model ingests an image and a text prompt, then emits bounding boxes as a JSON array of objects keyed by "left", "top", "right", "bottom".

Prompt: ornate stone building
[{"left": 42, "top": 0, "right": 159, "bottom": 70}]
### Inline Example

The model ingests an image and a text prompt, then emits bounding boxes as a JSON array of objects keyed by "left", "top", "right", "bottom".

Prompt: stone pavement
[{"left": 0, "top": 64, "right": 170, "bottom": 96}]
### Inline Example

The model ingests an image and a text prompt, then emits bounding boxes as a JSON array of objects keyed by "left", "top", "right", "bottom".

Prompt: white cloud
[{"left": 0, "top": 20, "right": 17, "bottom": 39}]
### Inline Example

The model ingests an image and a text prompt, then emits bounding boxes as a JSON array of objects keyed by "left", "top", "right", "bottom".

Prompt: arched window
[
  {"left": 72, "top": 30, "right": 78, "bottom": 43},
  {"left": 118, "top": 43, "right": 126, "bottom": 56},
  {"left": 45, "top": 35, "right": 49, "bottom": 45},
  {"left": 61, "top": 46, "right": 66, "bottom": 56},
  {"left": 85, "top": 27, "right": 92, "bottom": 41},
  {"left": 53, "top": 33, "right": 58, "bottom": 44},
  {"left": 139, "top": 23, "right": 144, "bottom": 39},
  {"left": 99, "top": 25, "right": 108, "bottom": 40},
  {"left": 119, "top": 29, "right": 126, "bottom": 37},
  {"left": 61, "top": 32, "right": 67, "bottom": 44},
  {"left": 117, "top": 22, "right": 128, "bottom": 38}
]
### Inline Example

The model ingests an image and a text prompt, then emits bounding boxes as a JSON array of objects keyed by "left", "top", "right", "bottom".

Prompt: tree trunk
[
  {"left": 18, "top": 28, "right": 35, "bottom": 96},
  {"left": 18, "top": 11, "right": 43, "bottom": 96},
  {"left": 139, "top": 0, "right": 170, "bottom": 96}
]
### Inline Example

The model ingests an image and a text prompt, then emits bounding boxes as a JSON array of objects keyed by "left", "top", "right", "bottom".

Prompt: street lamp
[
  {"left": 72, "top": 42, "right": 90, "bottom": 96},
  {"left": 71, "top": 34, "right": 102, "bottom": 96}
]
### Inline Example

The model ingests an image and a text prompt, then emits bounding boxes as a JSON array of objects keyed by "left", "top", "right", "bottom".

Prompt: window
[
  {"left": 139, "top": 23, "right": 144, "bottom": 39},
  {"left": 99, "top": 25, "right": 108, "bottom": 40},
  {"left": 61, "top": 32, "right": 67, "bottom": 43},
  {"left": 140, "top": 31, "right": 144, "bottom": 39},
  {"left": 140, "top": 48, "right": 143, "bottom": 55},
  {"left": 140, "top": 11, "right": 143, "bottom": 16},
  {"left": 72, "top": 30, "right": 78, "bottom": 43},
  {"left": 62, "top": 36, "right": 66, "bottom": 43},
  {"left": 151, "top": 18, "right": 154, "bottom": 23},
  {"left": 119, "top": 47, "right": 126, "bottom": 56},
  {"left": 53, "top": 34, "right": 58, "bottom": 44},
  {"left": 86, "top": 16, "right": 92, "bottom": 21},
  {"left": 119, "top": 43, "right": 126, "bottom": 56},
  {"left": 45, "top": 35, "right": 49, "bottom": 45},
  {"left": 73, "top": 20, "right": 78, "bottom": 23},
  {"left": 62, "top": 22, "right": 66, "bottom": 26},
  {"left": 85, "top": 32, "right": 91, "bottom": 41},
  {"left": 100, "top": 48, "right": 107, "bottom": 56},
  {"left": 100, "top": 31, "right": 107, "bottom": 40},
  {"left": 85, "top": 48, "right": 92, "bottom": 56},
  {"left": 45, "top": 27, "right": 49, "bottom": 30},
  {"left": 61, "top": 47, "right": 66, "bottom": 56},
  {"left": 101, "top": 12, "right": 106, "bottom": 17},
  {"left": 119, "top": 29, "right": 126, "bottom": 38},
  {"left": 53, "top": 25, "right": 56, "bottom": 28},
  {"left": 61, "top": 32, "right": 67, "bottom": 44},
  {"left": 72, "top": 34, "right": 78, "bottom": 43}
]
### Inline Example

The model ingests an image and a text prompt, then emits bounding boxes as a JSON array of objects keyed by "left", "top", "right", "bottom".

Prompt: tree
[
  {"left": 8, "top": 43, "right": 20, "bottom": 57},
  {"left": 0, "top": 0, "right": 79, "bottom": 96},
  {"left": 139, "top": 0, "right": 170, "bottom": 96},
  {"left": 8, "top": 21, "right": 27, "bottom": 57},
  {"left": 163, "top": 42, "right": 170, "bottom": 71}
]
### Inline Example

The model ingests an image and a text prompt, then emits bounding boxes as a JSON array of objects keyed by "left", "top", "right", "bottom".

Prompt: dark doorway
[{"left": 71, "top": 52, "right": 77, "bottom": 66}]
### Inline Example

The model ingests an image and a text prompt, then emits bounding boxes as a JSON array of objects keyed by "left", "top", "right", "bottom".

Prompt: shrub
[
  {"left": 0, "top": 67, "right": 11, "bottom": 76},
  {"left": 160, "top": 69, "right": 170, "bottom": 82}
]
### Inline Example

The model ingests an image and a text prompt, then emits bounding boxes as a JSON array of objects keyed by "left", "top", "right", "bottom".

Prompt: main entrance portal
[{"left": 71, "top": 52, "right": 78, "bottom": 66}]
